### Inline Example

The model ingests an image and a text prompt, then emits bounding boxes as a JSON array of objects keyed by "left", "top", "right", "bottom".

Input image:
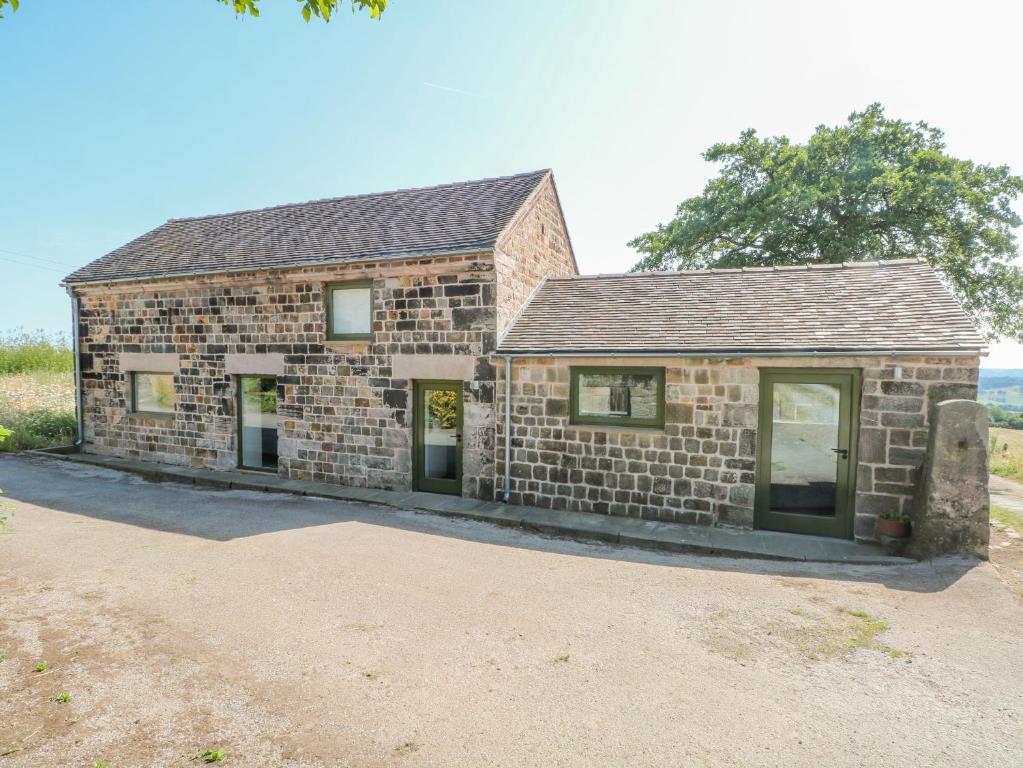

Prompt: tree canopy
[
  {"left": 220, "top": 0, "right": 386, "bottom": 22},
  {"left": 630, "top": 104, "right": 1023, "bottom": 342},
  {"left": 0, "top": 0, "right": 388, "bottom": 22}
]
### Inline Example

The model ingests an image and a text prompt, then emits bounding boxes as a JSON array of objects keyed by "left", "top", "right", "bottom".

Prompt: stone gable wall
[
  {"left": 493, "top": 175, "right": 577, "bottom": 335},
  {"left": 496, "top": 355, "right": 979, "bottom": 541},
  {"left": 74, "top": 253, "right": 499, "bottom": 499}
]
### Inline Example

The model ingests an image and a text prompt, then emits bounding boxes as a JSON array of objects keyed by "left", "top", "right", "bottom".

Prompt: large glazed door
[
  {"left": 755, "top": 370, "right": 858, "bottom": 538},
  {"left": 238, "top": 375, "right": 279, "bottom": 472},
  {"left": 414, "top": 381, "right": 463, "bottom": 495}
]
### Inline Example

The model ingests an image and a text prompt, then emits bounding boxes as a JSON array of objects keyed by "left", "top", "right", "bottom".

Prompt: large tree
[
  {"left": 0, "top": 0, "right": 387, "bottom": 22},
  {"left": 630, "top": 104, "right": 1023, "bottom": 342}
]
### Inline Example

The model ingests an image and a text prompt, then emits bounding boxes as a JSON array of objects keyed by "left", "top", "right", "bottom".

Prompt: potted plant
[{"left": 877, "top": 510, "right": 911, "bottom": 539}]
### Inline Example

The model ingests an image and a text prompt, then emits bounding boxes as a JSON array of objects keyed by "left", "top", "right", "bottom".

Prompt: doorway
[
  {"left": 237, "top": 375, "right": 278, "bottom": 472},
  {"left": 755, "top": 369, "right": 859, "bottom": 538},
  {"left": 413, "top": 380, "right": 463, "bottom": 495}
]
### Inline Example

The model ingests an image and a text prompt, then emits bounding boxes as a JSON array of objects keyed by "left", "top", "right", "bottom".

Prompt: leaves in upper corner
[{"left": 218, "top": 0, "right": 387, "bottom": 22}]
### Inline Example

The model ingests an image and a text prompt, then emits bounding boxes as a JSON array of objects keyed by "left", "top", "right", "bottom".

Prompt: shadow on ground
[{"left": 0, "top": 453, "right": 976, "bottom": 594}]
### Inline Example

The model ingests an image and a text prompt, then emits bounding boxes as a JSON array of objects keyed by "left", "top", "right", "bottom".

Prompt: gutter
[
  {"left": 66, "top": 287, "right": 84, "bottom": 449},
  {"left": 494, "top": 348, "right": 987, "bottom": 359}
]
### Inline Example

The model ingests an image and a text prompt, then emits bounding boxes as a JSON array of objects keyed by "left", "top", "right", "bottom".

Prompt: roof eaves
[
  {"left": 494, "top": 345, "right": 987, "bottom": 357},
  {"left": 62, "top": 244, "right": 497, "bottom": 287}
]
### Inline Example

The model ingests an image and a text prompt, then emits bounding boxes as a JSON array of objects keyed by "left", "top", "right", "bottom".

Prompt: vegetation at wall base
[{"left": 0, "top": 331, "right": 76, "bottom": 451}]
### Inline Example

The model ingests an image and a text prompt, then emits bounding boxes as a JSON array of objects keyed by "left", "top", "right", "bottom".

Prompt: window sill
[
  {"left": 129, "top": 411, "right": 175, "bottom": 421},
  {"left": 568, "top": 423, "right": 666, "bottom": 435},
  {"left": 325, "top": 334, "right": 373, "bottom": 342},
  {"left": 324, "top": 338, "right": 373, "bottom": 349}
]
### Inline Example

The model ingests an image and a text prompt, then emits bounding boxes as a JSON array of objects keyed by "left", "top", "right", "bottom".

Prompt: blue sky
[{"left": 2, "top": 0, "right": 1021, "bottom": 367}]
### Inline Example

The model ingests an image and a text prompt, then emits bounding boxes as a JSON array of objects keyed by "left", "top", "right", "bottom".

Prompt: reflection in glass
[
  {"left": 240, "top": 376, "right": 278, "bottom": 470},
  {"left": 133, "top": 373, "right": 175, "bottom": 414},
  {"left": 577, "top": 372, "right": 658, "bottom": 421},
  {"left": 330, "top": 286, "right": 372, "bottom": 336},
  {"left": 770, "top": 382, "right": 840, "bottom": 516},
  {"left": 423, "top": 388, "right": 458, "bottom": 481}
]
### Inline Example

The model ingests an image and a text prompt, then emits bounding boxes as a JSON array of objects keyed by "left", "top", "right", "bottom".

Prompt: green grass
[
  {"left": 0, "top": 330, "right": 73, "bottom": 375},
  {"left": 195, "top": 749, "right": 226, "bottom": 763},
  {"left": 990, "top": 428, "right": 1023, "bottom": 485},
  {"left": 991, "top": 504, "right": 1023, "bottom": 533},
  {"left": 0, "top": 370, "right": 76, "bottom": 451},
  {"left": 0, "top": 330, "right": 77, "bottom": 451},
  {"left": 768, "top": 608, "right": 905, "bottom": 660}
]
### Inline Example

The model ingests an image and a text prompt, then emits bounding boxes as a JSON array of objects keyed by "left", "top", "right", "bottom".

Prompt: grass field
[
  {"left": 990, "top": 427, "right": 1023, "bottom": 485},
  {"left": 0, "top": 331, "right": 76, "bottom": 451}
]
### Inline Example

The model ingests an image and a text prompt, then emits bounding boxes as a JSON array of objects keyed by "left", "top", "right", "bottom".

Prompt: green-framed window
[
  {"left": 569, "top": 366, "right": 665, "bottom": 428},
  {"left": 131, "top": 372, "right": 175, "bottom": 415},
  {"left": 325, "top": 280, "right": 374, "bottom": 341}
]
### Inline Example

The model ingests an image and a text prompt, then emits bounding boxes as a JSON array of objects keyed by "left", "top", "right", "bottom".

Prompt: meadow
[
  {"left": 990, "top": 427, "right": 1023, "bottom": 485},
  {"left": 0, "top": 330, "right": 77, "bottom": 451}
]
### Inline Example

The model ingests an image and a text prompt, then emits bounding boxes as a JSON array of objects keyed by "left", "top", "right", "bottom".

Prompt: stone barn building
[{"left": 62, "top": 170, "right": 986, "bottom": 546}]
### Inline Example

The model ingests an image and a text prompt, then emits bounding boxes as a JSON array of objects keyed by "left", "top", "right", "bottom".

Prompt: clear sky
[{"left": 2, "top": 0, "right": 1021, "bottom": 367}]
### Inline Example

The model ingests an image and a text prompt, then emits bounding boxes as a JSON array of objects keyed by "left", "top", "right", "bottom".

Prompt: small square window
[
  {"left": 570, "top": 367, "right": 665, "bottom": 428},
  {"left": 326, "top": 281, "right": 373, "bottom": 341},
  {"left": 132, "top": 372, "right": 175, "bottom": 414}
]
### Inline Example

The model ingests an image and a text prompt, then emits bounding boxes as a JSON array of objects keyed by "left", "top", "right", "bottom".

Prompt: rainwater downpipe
[
  {"left": 502, "top": 354, "right": 512, "bottom": 503},
  {"left": 67, "top": 287, "right": 84, "bottom": 449}
]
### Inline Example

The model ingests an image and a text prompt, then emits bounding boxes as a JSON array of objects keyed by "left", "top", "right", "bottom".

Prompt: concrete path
[
  {"left": 0, "top": 453, "right": 1020, "bottom": 768},
  {"left": 991, "top": 473, "right": 1023, "bottom": 515},
  {"left": 37, "top": 449, "right": 909, "bottom": 565}
]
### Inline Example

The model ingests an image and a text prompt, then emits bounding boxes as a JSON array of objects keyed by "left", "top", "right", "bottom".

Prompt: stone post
[{"left": 906, "top": 400, "right": 989, "bottom": 560}]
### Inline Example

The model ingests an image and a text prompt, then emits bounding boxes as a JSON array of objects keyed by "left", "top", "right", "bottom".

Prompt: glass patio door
[
  {"left": 238, "top": 375, "right": 278, "bottom": 471},
  {"left": 414, "top": 381, "right": 463, "bottom": 495},
  {"left": 755, "top": 370, "right": 858, "bottom": 538}
]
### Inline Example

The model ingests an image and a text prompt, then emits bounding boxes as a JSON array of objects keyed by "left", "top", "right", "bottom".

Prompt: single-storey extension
[{"left": 62, "top": 170, "right": 986, "bottom": 543}]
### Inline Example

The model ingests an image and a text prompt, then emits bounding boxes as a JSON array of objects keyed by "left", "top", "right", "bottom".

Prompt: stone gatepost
[{"left": 906, "top": 399, "right": 990, "bottom": 560}]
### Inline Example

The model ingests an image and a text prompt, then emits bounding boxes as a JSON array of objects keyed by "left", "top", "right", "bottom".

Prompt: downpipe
[
  {"left": 67, "top": 287, "right": 84, "bottom": 449},
  {"left": 502, "top": 354, "right": 512, "bottom": 503}
]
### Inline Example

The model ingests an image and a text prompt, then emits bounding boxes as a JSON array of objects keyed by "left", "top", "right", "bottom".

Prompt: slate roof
[
  {"left": 498, "top": 259, "right": 986, "bottom": 355},
  {"left": 63, "top": 170, "right": 551, "bottom": 284}
]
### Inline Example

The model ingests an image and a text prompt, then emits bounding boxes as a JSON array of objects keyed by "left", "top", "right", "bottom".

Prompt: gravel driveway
[{"left": 1, "top": 453, "right": 1021, "bottom": 767}]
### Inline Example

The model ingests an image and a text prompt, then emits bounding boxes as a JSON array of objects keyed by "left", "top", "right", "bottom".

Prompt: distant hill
[
  {"left": 979, "top": 369, "right": 1023, "bottom": 427},
  {"left": 979, "top": 368, "right": 1023, "bottom": 412}
]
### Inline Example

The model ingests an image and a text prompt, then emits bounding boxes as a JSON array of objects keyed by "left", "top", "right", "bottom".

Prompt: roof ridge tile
[{"left": 166, "top": 169, "right": 551, "bottom": 224}]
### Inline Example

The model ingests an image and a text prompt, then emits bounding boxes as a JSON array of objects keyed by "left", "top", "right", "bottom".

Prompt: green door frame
[
  {"left": 754, "top": 368, "right": 860, "bottom": 539},
  {"left": 413, "top": 380, "right": 464, "bottom": 495},
  {"left": 236, "top": 374, "right": 279, "bottom": 473}
]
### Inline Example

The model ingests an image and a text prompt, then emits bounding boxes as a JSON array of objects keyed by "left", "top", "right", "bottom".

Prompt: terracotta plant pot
[{"left": 877, "top": 517, "right": 910, "bottom": 539}]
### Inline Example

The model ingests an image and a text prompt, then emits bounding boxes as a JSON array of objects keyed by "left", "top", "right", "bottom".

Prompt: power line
[
  {"left": 0, "top": 246, "right": 80, "bottom": 269},
  {"left": 0, "top": 254, "right": 68, "bottom": 273}
]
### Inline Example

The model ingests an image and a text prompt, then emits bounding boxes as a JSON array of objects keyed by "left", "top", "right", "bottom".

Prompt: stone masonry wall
[
  {"left": 75, "top": 252, "right": 500, "bottom": 499},
  {"left": 496, "top": 355, "right": 979, "bottom": 541},
  {"left": 493, "top": 175, "right": 577, "bottom": 334}
]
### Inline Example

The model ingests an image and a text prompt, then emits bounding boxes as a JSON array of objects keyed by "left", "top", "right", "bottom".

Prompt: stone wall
[
  {"left": 496, "top": 355, "right": 980, "bottom": 541},
  {"left": 854, "top": 357, "right": 980, "bottom": 539},
  {"left": 75, "top": 252, "right": 500, "bottom": 499},
  {"left": 493, "top": 175, "right": 577, "bottom": 334}
]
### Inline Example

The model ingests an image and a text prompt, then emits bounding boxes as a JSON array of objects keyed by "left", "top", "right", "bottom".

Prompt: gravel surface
[{"left": 1, "top": 453, "right": 1021, "bottom": 768}]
